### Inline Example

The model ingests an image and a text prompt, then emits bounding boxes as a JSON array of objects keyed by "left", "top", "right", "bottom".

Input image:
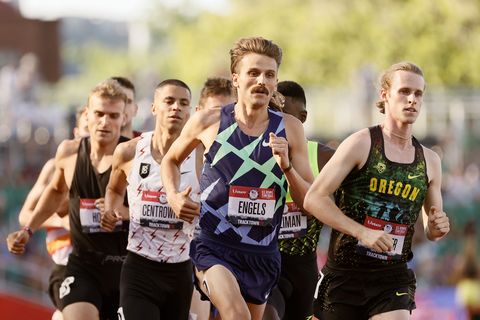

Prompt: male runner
[
  {"left": 17, "top": 106, "right": 89, "bottom": 320},
  {"left": 304, "top": 62, "right": 450, "bottom": 320},
  {"left": 161, "top": 37, "right": 313, "bottom": 320},
  {"left": 101, "top": 79, "right": 198, "bottom": 320},
  {"left": 7, "top": 79, "right": 129, "bottom": 320}
]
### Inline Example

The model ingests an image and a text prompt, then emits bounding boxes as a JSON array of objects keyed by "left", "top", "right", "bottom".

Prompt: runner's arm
[
  {"left": 304, "top": 130, "right": 394, "bottom": 253},
  {"left": 7, "top": 140, "right": 76, "bottom": 254},
  {"left": 282, "top": 114, "right": 314, "bottom": 209},
  {"left": 18, "top": 158, "right": 67, "bottom": 228},
  {"left": 103, "top": 140, "right": 136, "bottom": 230},
  {"left": 161, "top": 111, "right": 211, "bottom": 222},
  {"left": 422, "top": 148, "right": 449, "bottom": 241}
]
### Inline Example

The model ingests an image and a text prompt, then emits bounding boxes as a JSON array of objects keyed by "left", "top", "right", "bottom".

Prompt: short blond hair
[
  {"left": 230, "top": 37, "right": 282, "bottom": 74},
  {"left": 87, "top": 79, "right": 127, "bottom": 107},
  {"left": 376, "top": 62, "right": 424, "bottom": 114}
]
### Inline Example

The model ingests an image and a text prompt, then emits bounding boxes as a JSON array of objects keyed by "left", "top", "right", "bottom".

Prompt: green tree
[{"left": 148, "top": 0, "right": 480, "bottom": 87}]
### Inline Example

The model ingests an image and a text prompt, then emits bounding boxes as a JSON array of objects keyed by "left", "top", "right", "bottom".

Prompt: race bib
[
  {"left": 227, "top": 185, "right": 275, "bottom": 226},
  {"left": 356, "top": 215, "right": 407, "bottom": 261},
  {"left": 79, "top": 199, "right": 122, "bottom": 233},
  {"left": 278, "top": 201, "right": 307, "bottom": 239},
  {"left": 139, "top": 191, "right": 183, "bottom": 229}
]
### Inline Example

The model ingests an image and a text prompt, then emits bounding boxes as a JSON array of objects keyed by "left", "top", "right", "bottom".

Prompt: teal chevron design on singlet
[
  {"left": 199, "top": 103, "right": 288, "bottom": 250},
  {"left": 212, "top": 123, "right": 287, "bottom": 213}
]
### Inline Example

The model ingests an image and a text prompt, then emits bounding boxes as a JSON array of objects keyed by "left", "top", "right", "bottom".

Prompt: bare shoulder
[
  {"left": 283, "top": 113, "right": 303, "bottom": 130},
  {"left": 422, "top": 145, "right": 441, "bottom": 164},
  {"left": 331, "top": 128, "right": 371, "bottom": 169},
  {"left": 114, "top": 137, "right": 140, "bottom": 163},
  {"left": 421, "top": 145, "right": 442, "bottom": 181},
  {"left": 191, "top": 108, "right": 221, "bottom": 130},
  {"left": 56, "top": 138, "right": 81, "bottom": 160},
  {"left": 42, "top": 158, "right": 56, "bottom": 175},
  {"left": 189, "top": 108, "right": 222, "bottom": 150},
  {"left": 283, "top": 113, "right": 305, "bottom": 144},
  {"left": 190, "top": 108, "right": 221, "bottom": 127},
  {"left": 33, "top": 158, "right": 56, "bottom": 187},
  {"left": 341, "top": 128, "right": 371, "bottom": 150}
]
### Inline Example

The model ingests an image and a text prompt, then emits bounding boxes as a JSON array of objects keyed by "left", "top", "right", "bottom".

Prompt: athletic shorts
[
  {"left": 190, "top": 237, "right": 281, "bottom": 305},
  {"left": 58, "top": 252, "right": 124, "bottom": 320},
  {"left": 313, "top": 264, "right": 416, "bottom": 320},
  {"left": 48, "top": 264, "right": 67, "bottom": 309},
  {"left": 118, "top": 252, "right": 193, "bottom": 320},
  {"left": 267, "top": 252, "right": 318, "bottom": 320}
]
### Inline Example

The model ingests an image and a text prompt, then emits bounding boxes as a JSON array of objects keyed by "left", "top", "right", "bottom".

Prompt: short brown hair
[
  {"left": 198, "top": 77, "right": 234, "bottom": 107},
  {"left": 376, "top": 62, "right": 424, "bottom": 114},
  {"left": 88, "top": 79, "right": 127, "bottom": 107},
  {"left": 230, "top": 37, "right": 282, "bottom": 74},
  {"left": 110, "top": 76, "right": 136, "bottom": 96}
]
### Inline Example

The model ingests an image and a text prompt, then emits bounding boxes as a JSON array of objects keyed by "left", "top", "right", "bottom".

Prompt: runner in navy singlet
[{"left": 161, "top": 37, "right": 314, "bottom": 320}]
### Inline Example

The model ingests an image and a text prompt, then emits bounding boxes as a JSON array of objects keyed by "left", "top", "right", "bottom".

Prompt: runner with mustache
[{"left": 161, "top": 37, "right": 314, "bottom": 320}]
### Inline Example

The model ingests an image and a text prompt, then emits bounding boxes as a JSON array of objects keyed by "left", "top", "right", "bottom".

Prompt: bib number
[
  {"left": 139, "top": 191, "right": 183, "bottom": 229},
  {"left": 278, "top": 202, "right": 307, "bottom": 239},
  {"left": 356, "top": 215, "right": 407, "bottom": 261},
  {"left": 227, "top": 186, "right": 275, "bottom": 226},
  {"left": 79, "top": 199, "right": 122, "bottom": 233}
]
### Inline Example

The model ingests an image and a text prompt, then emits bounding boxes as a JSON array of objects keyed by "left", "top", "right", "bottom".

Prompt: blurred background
[{"left": 0, "top": 0, "right": 479, "bottom": 319}]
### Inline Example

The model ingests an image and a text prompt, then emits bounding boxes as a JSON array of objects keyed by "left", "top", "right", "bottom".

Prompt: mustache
[{"left": 252, "top": 86, "right": 269, "bottom": 95}]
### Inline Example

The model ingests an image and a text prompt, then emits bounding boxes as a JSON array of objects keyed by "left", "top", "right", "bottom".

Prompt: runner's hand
[
  {"left": 101, "top": 209, "right": 122, "bottom": 232},
  {"left": 6, "top": 229, "right": 30, "bottom": 255},
  {"left": 358, "top": 228, "right": 394, "bottom": 253},
  {"left": 269, "top": 132, "right": 290, "bottom": 171},
  {"left": 95, "top": 198, "right": 105, "bottom": 212},
  {"left": 166, "top": 186, "right": 200, "bottom": 223},
  {"left": 427, "top": 206, "right": 449, "bottom": 240}
]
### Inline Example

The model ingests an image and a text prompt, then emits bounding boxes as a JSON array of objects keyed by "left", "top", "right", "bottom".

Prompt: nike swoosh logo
[
  {"left": 180, "top": 171, "right": 191, "bottom": 175},
  {"left": 396, "top": 291, "right": 408, "bottom": 296},
  {"left": 408, "top": 174, "right": 422, "bottom": 179},
  {"left": 261, "top": 140, "right": 270, "bottom": 147}
]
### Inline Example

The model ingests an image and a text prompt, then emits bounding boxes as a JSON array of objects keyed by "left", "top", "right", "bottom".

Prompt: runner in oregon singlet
[
  {"left": 328, "top": 125, "right": 428, "bottom": 270},
  {"left": 198, "top": 103, "right": 288, "bottom": 251}
]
